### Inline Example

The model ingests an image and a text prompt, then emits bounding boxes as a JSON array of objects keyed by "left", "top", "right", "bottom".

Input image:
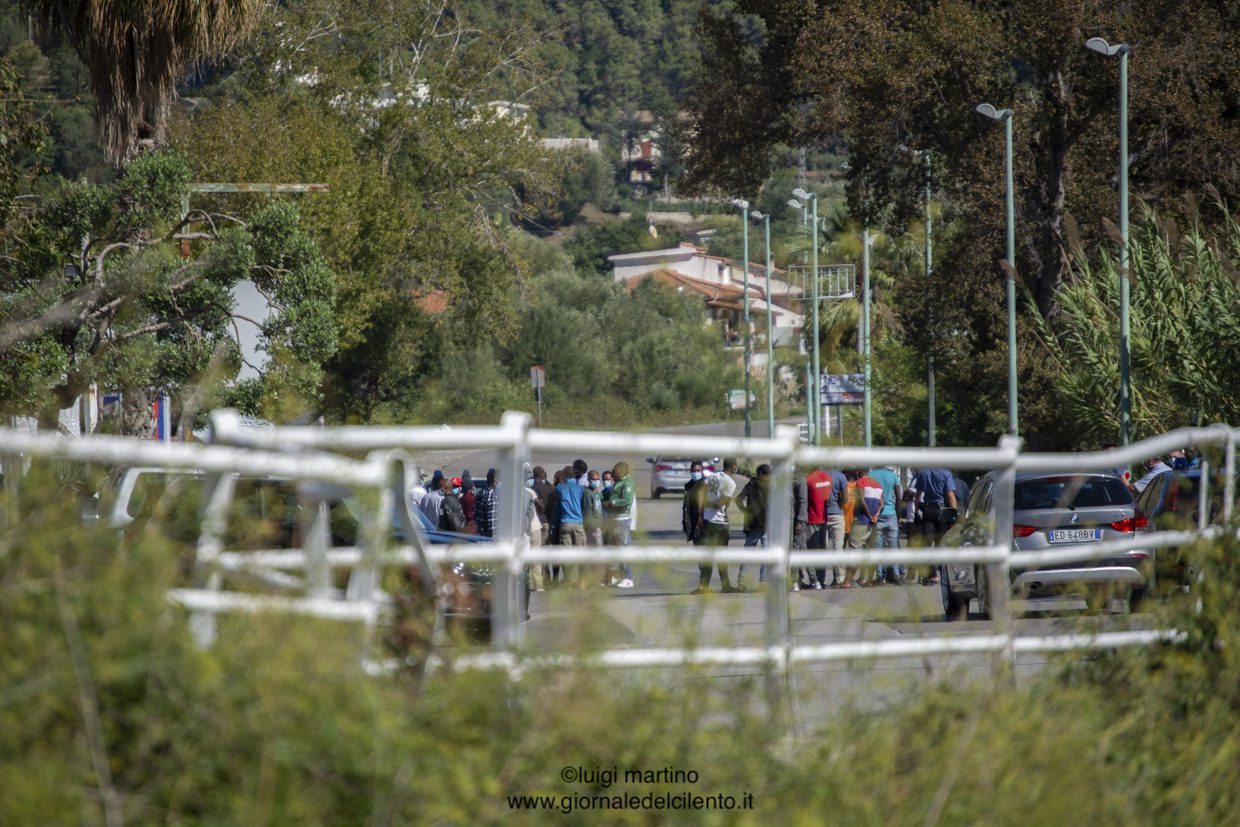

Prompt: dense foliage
[
  {"left": 2, "top": 464, "right": 1238, "bottom": 824},
  {"left": 685, "top": 0, "right": 1240, "bottom": 448},
  {"left": 1034, "top": 206, "right": 1240, "bottom": 445},
  {"left": 0, "top": 138, "right": 336, "bottom": 430}
]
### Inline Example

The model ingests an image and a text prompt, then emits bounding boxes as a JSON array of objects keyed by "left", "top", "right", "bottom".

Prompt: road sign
[
  {"left": 727, "top": 389, "right": 756, "bottom": 410},
  {"left": 530, "top": 365, "right": 546, "bottom": 389},
  {"left": 822, "top": 373, "right": 865, "bottom": 405}
]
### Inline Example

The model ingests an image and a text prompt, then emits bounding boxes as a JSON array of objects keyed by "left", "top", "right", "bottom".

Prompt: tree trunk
[
  {"left": 1033, "top": 69, "right": 1074, "bottom": 319},
  {"left": 120, "top": 388, "right": 157, "bottom": 438}
]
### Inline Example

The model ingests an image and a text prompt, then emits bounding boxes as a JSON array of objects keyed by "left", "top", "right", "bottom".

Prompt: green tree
[
  {"left": 0, "top": 149, "right": 336, "bottom": 430},
  {"left": 684, "top": 0, "right": 1240, "bottom": 446}
]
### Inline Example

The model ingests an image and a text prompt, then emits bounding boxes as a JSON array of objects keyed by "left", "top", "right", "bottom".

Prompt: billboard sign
[{"left": 821, "top": 373, "right": 865, "bottom": 405}]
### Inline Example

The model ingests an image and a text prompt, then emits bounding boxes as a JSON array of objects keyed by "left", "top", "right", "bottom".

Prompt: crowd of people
[
  {"left": 412, "top": 450, "right": 1181, "bottom": 596},
  {"left": 682, "top": 461, "right": 970, "bottom": 594},
  {"left": 407, "top": 459, "right": 640, "bottom": 590}
]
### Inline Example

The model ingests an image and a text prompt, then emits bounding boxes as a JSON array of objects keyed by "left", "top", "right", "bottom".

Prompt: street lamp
[
  {"left": 751, "top": 210, "right": 776, "bottom": 437},
  {"left": 792, "top": 187, "right": 820, "bottom": 444},
  {"left": 733, "top": 198, "right": 752, "bottom": 438},
  {"left": 788, "top": 198, "right": 814, "bottom": 439},
  {"left": 975, "top": 102, "right": 1019, "bottom": 438},
  {"left": 1085, "top": 36, "right": 1133, "bottom": 446}
]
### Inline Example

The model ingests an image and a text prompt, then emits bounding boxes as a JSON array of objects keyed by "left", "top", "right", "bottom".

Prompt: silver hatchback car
[
  {"left": 939, "top": 472, "right": 1152, "bottom": 618},
  {"left": 646, "top": 457, "right": 720, "bottom": 499}
]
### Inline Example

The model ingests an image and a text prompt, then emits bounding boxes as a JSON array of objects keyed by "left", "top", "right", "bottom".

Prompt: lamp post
[
  {"left": 976, "top": 102, "right": 1019, "bottom": 438},
  {"left": 793, "top": 187, "right": 820, "bottom": 444},
  {"left": 751, "top": 211, "right": 777, "bottom": 437},
  {"left": 734, "top": 198, "right": 752, "bottom": 438},
  {"left": 1086, "top": 36, "right": 1133, "bottom": 446}
]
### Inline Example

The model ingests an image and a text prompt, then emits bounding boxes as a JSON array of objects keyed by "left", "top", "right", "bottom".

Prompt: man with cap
[
  {"left": 439, "top": 477, "right": 467, "bottom": 532},
  {"left": 460, "top": 470, "right": 477, "bottom": 532}
]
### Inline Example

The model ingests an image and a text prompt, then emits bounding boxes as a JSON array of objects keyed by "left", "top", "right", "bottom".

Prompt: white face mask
[{"left": 691, "top": 472, "right": 703, "bottom": 481}]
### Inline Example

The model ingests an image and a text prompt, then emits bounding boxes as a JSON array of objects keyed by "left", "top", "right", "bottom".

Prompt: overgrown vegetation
[
  {"left": 2, "top": 466, "right": 1237, "bottom": 824},
  {"left": 1034, "top": 205, "right": 1240, "bottom": 445}
]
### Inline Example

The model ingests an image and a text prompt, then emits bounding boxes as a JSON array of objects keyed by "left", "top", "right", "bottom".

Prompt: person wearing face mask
[
  {"left": 439, "top": 477, "right": 467, "bottom": 532},
  {"left": 603, "top": 463, "right": 636, "bottom": 588},
  {"left": 682, "top": 461, "right": 707, "bottom": 544},
  {"left": 582, "top": 470, "right": 606, "bottom": 585}
]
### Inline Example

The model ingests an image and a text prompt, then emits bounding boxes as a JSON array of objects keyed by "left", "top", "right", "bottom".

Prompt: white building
[{"left": 608, "top": 243, "right": 804, "bottom": 346}]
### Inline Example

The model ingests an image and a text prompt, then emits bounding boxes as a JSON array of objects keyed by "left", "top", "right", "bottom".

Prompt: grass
[{"left": 2, "top": 468, "right": 1238, "bottom": 825}]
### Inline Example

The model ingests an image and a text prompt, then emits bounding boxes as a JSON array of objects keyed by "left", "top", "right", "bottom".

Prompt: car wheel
[
  {"left": 941, "top": 570, "right": 967, "bottom": 621},
  {"left": 1128, "top": 587, "right": 1145, "bottom": 613},
  {"left": 652, "top": 488, "right": 661, "bottom": 500},
  {"left": 975, "top": 565, "right": 992, "bottom": 620}
]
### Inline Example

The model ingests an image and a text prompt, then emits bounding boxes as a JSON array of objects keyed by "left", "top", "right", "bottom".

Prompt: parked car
[
  {"left": 1134, "top": 468, "right": 1221, "bottom": 527},
  {"left": 939, "top": 471, "right": 1152, "bottom": 619},
  {"left": 1135, "top": 468, "right": 1232, "bottom": 593},
  {"left": 646, "top": 456, "right": 720, "bottom": 499}
]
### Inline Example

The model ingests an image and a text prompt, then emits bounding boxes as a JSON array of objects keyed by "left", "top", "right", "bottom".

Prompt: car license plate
[{"left": 1047, "top": 528, "right": 1101, "bottom": 544}]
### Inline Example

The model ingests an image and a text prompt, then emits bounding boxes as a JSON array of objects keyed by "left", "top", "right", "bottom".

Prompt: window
[{"left": 1015, "top": 476, "right": 1133, "bottom": 510}]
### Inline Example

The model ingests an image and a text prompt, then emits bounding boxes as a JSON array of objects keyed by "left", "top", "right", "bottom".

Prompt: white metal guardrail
[{"left": 2, "top": 414, "right": 1236, "bottom": 684}]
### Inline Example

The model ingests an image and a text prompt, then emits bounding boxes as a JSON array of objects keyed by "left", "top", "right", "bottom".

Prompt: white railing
[
  {"left": 786, "top": 263, "right": 856, "bottom": 299},
  {"left": 2, "top": 413, "right": 1236, "bottom": 685}
]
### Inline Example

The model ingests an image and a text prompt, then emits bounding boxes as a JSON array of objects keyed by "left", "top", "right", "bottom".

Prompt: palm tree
[{"left": 24, "top": 0, "right": 262, "bottom": 163}]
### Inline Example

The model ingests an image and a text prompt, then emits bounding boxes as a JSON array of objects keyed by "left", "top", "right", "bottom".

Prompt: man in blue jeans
[{"left": 868, "top": 465, "right": 904, "bottom": 583}]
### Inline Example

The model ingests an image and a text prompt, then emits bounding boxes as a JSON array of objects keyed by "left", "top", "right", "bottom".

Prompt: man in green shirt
[{"left": 604, "top": 462, "right": 636, "bottom": 588}]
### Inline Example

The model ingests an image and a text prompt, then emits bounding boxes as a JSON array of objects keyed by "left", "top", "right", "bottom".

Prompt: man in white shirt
[
  {"left": 420, "top": 477, "right": 445, "bottom": 525},
  {"left": 1132, "top": 456, "right": 1173, "bottom": 494},
  {"left": 693, "top": 458, "right": 741, "bottom": 594}
]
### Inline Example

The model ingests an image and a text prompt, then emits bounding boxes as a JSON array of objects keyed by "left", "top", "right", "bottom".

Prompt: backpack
[{"left": 440, "top": 494, "right": 466, "bottom": 532}]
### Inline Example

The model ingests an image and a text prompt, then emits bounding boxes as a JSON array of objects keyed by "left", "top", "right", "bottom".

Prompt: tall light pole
[
  {"left": 976, "top": 102, "right": 1019, "bottom": 438},
  {"left": 1086, "top": 36, "right": 1133, "bottom": 446},
  {"left": 734, "top": 198, "right": 752, "bottom": 438},
  {"left": 862, "top": 227, "right": 876, "bottom": 448},
  {"left": 793, "top": 187, "right": 820, "bottom": 444},
  {"left": 752, "top": 210, "right": 777, "bottom": 436}
]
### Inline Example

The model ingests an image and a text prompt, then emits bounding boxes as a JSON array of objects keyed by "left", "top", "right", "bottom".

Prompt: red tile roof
[{"left": 415, "top": 289, "right": 450, "bottom": 316}]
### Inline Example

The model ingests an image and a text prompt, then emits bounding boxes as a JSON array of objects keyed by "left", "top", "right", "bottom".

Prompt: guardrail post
[
  {"left": 1224, "top": 431, "right": 1236, "bottom": 526},
  {"left": 764, "top": 426, "right": 798, "bottom": 722},
  {"left": 302, "top": 497, "right": 332, "bottom": 598},
  {"left": 191, "top": 472, "right": 236, "bottom": 648},
  {"left": 1, "top": 443, "right": 20, "bottom": 533},
  {"left": 1197, "top": 453, "right": 1211, "bottom": 534},
  {"left": 494, "top": 411, "right": 532, "bottom": 651},
  {"left": 346, "top": 460, "right": 394, "bottom": 606},
  {"left": 989, "top": 435, "right": 1021, "bottom": 679}
]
